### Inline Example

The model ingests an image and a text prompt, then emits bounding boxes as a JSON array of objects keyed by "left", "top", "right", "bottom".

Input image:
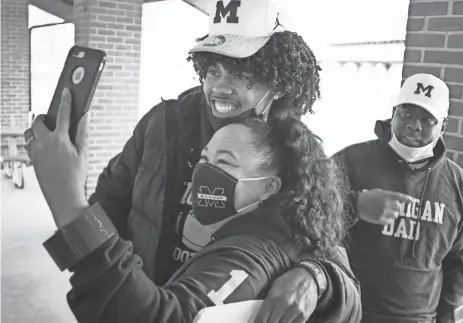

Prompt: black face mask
[{"left": 191, "top": 162, "right": 273, "bottom": 225}]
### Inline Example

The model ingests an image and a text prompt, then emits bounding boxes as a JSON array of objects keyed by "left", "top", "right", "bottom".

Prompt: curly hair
[
  {"left": 187, "top": 31, "right": 322, "bottom": 120},
  {"left": 238, "top": 117, "right": 347, "bottom": 258}
]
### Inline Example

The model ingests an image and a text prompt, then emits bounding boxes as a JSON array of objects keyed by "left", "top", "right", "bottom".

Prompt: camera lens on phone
[{"left": 72, "top": 66, "right": 85, "bottom": 85}]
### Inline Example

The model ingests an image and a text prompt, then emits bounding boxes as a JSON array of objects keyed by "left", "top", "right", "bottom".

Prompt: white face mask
[
  {"left": 388, "top": 132, "right": 439, "bottom": 163},
  {"left": 254, "top": 91, "right": 272, "bottom": 119}
]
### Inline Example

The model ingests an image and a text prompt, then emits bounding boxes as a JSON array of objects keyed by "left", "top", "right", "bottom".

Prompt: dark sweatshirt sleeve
[
  {"left": 66, "top": 235, "right": 277, "bottom": 323},
  {"left": 87, "top": 104, "right": 164, "bottom": 238},
  {"left": 309, "top": 246, "right": 362, "bottom": 323},
  {"left": 436, "top": 225, "right": 463, "bottom": 323}
]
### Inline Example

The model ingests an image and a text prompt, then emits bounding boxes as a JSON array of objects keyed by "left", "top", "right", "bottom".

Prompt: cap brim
[
  {"left": 395, "top": 99, "right": 446, "bottom": 120},
  {"left": 188, "top": 34, "right": 272, "bottom": 59}
]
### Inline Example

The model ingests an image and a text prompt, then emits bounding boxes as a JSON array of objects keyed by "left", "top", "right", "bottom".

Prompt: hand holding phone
[{"left": 45, "top": 46, "right": 106, "bottom": 145}]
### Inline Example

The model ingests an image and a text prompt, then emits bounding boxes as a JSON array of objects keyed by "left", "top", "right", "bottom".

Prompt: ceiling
[{"left": 30, "top": 0, "right": 210, "bottom": 21}]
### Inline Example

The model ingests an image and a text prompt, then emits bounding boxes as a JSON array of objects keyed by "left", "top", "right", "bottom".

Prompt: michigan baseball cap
[
  {"left": 395, "top": 73, "right": 450, "bottom": 120},
  {"left": 188, "top": 0, "right": 282, "bottom": 58}
]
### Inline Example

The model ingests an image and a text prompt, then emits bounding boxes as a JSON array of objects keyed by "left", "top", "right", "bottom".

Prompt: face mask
[
  {"left": 253, "top": 91, "right": 272, "bottom": 119},
  {"left": 388, "top": 132, "right": 439, "bottom": 163},
  {"left": 191, "top": 162, "right": 274, "bottom": 225}
]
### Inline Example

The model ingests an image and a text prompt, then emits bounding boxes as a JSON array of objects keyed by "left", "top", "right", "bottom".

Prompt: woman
[{"left": 30, "top": 108, "right": 356, "bottom": 322}]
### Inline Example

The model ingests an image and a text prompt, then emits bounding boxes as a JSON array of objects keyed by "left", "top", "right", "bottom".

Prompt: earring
[{"left": 273, "top": 94, "right": 279, "bottom": 100}]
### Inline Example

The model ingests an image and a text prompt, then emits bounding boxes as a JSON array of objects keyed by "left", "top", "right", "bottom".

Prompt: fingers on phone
[{"left": 56, "top": 89, "right": 72, "bottom": 133}]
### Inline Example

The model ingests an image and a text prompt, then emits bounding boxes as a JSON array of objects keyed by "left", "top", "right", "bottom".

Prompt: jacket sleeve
[
  {"left": 87, "top": 103, "right": 165, "bottom": 238},
  {"left": 436, "top": 225, "right": 463, "bottom": 323},
  {"left": 309, "top": 246, "right": 362, "bottom": 323},
  {"left": 66, "top": 235, "right": 281, "bottom": 323}
]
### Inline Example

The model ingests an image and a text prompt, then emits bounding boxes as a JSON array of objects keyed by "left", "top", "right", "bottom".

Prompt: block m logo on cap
[
  {"left": 395, "top": 74, "right": 450, "bottom": 120},
  {"left": 197, "top": 186, "right": 227, "bottom": 208},
  {"left": 414, "top": 83, "right": 434, "bottom": 98},
  {"left": 189, "top": 0, "right": 280, "bottom": 58},
  {"left": 213, "top": 0, "right": 241, "bottom": 24}
]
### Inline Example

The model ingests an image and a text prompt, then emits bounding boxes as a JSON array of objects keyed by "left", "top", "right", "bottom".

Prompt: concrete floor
[{"left": 1, "top": 166, "right": 76, "bottom": 323}]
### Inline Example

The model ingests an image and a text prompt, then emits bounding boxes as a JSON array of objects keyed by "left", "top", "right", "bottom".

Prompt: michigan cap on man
[
  {"left": 189, "top": 0, "right": 282, "bottom": 58},
  {"left": 395, "top": 73, "right": 449, "bottom": 120}
]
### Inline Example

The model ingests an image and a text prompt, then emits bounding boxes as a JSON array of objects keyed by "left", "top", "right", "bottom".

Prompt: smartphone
[{"left": 45, "top": 45, "right": 106, "bottom": 145}]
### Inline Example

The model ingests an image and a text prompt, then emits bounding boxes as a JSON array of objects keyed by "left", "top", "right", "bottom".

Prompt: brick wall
[
  {"left": 403, "top": 0, "right": 463, "bottom": 167},
  {"left": 1, "top": 0, "right": 30, "bottom": 131},
  {"left": 72, "top": 0, "right": 143, "bottom": 196}
]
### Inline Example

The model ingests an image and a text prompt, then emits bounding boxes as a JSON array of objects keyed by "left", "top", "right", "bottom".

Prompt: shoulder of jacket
[
  {"left": 178, "top": 88, "right": 206, "bottom": 112},
  {"left": 132, "top": 90, "right": 206, "bottom": 146},
  {"left": 210, "top": 235, "right": 292, "bottom": 271},
  {"left": 178, "top": 85, "right": 203, "bottom": 100},
  {"left": 153, "top": 89, "right": 206, "bottom": 120},
  {"left": 334, "top": 139, "right": 380, "bottom": 164},
  {"left": 138, "top": 90, "right": 198, "bottom": 123},
  {"left": 440, "top": 157, "right": 463, "bottom": 179},
  {"left": 135, "top": 100, "right": 169, "bottom": 134},
  {"left": 141, "top": 87, "right": 203, "bottom": 118},
  {"left": 210, "top": 234, "right": 274, "bottom": 249}
]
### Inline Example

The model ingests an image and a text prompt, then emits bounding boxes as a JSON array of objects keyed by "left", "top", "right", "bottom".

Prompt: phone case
[{"left": 45, "top": 45, "right": 106, "bottom": 144}]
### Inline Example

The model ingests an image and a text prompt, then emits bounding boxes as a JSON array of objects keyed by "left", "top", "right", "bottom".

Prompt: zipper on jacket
[{"left": 412, "top": 168, "right": 432, "bottom": 259}]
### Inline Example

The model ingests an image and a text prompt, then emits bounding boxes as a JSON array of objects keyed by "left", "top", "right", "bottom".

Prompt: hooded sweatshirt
[{"left": 334, "top": 119, "right": 463, "bottom": 323}]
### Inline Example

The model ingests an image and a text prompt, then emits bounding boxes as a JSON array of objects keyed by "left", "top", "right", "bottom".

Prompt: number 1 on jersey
[{"left": 207, "top": 270, "right": 249, "bottom": 305}]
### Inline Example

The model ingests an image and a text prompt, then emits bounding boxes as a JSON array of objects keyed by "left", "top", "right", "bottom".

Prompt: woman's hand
[
  {"left": 254, "top": 267, "right": 318, "bottom": 323},
  {"left": 24, "top": 88, "right": 89, "bottom": 228}
]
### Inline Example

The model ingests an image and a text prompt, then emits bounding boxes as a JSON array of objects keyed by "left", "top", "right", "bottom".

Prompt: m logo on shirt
[
  {"left": 197, "top": 186, "right": 227, "bottom": 208},
  {"left": 213, "top": 0, "right": 241, "bottom": 24},
  {"left": 414, "top": 83, "right": 434, "bottom": 98}
]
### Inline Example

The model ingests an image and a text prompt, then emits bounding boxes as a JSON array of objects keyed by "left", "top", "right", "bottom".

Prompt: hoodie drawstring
[{"left": 412, "top": 168, "right": 432, "bottom": 258}]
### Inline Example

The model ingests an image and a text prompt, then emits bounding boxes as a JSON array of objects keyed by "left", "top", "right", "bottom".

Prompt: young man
[
  {"left": 26, "top": 0, "right": 361, "bottom": 322},
  {"left": 335, "top": 73, "right": 463, "bottom": 323}
]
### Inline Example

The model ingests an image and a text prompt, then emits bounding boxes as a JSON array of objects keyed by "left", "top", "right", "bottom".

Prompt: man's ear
[
  {"left": 392, "top": 106, "right": 397, "bottom": 118},
  {"left": 441, "top": 118, "right": 449, "bottom": 133}
]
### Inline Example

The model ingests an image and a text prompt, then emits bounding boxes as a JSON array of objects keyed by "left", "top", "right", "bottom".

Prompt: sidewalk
[{"left": 1, "top": 166, "right": 76, "bottom": 323}]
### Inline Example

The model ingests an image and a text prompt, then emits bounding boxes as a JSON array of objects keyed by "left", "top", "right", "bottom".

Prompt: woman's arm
[
  {"left": 63, "top": 233, "right": 282, "bottom": 323},
  {"left": 255, "top": 246, "right": 362, "bottom": 323}
]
